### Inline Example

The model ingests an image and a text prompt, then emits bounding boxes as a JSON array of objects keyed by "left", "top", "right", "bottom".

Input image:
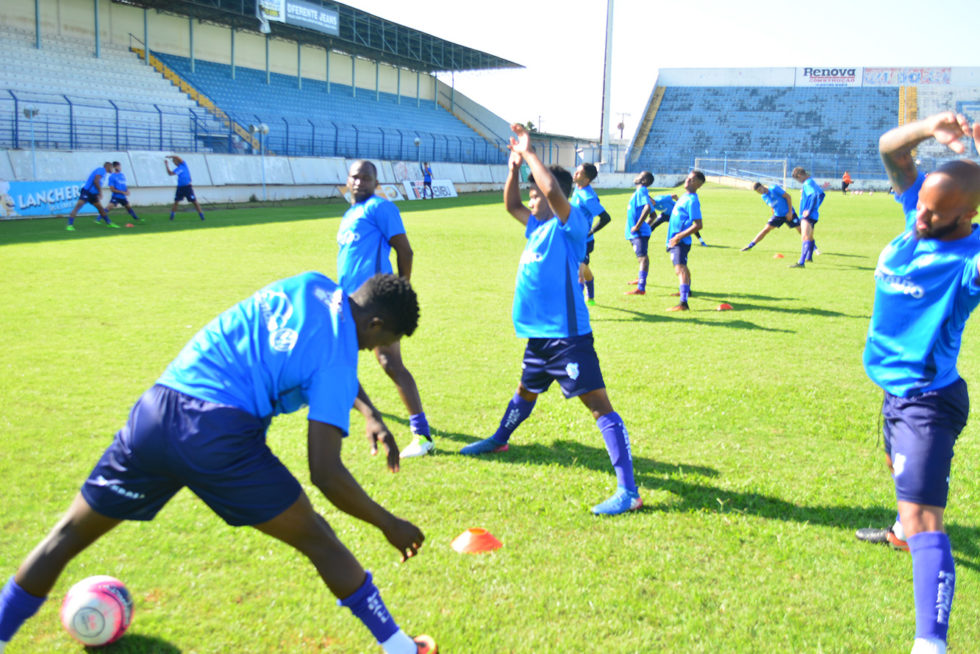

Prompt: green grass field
[{"left": 2, "top": 185, "right": 979, "bottom": 653}]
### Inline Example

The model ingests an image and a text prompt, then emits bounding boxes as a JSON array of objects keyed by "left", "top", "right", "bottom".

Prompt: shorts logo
[
  {"left": 565, "top": 362, "right": 580, "bottom": 380},
  {"left": 892, "top": 452, "right": 906, "bottom": 478},
  {"left": 93, "top": 475, "right": 146, "bottom": 500}
]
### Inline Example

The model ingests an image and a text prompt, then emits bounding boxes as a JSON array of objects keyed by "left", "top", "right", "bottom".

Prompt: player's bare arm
[
  {"left": 353, "top": 384, "right": 401, "bottom": 472},
  {"left": 589, "top": 211, "right": 612, "bottom": 235},
  {"left": 388, "top": 233, "right": 413, "bottom": 281},
  {"left": 504, "top": 150, "right": 531, "bottom": 225},
  {"left": 879, "top": 112, "right": 972, "bottom": 194},
  {"left": 510, "top": 123, "right": 571, "bottom": 222},
  {"left": 307, "top": 419, "right": 423, "bottom": 560}
]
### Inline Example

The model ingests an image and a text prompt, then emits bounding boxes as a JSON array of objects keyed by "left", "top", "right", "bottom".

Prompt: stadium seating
[
  {"left": 628, "top": 85, "right": 899, "bottom": 178},
  {"left": 152, "top": 52, "right": 498, "bottom": 162},
  {"left": 0, "top": 25, "right": 226, "bottom": 152}
]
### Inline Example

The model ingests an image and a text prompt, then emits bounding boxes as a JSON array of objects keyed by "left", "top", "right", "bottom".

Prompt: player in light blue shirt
[
  {"left": 571, "top": 162, "right": 612, "bottom": 305},
  {"left": 651, "top": 192, "right": 707, "bottom": 246},
  {"left": 104, "top": 161, "right": 141, "bottom": 223},
  {"left": 420, "top": 162, "right": 433, "bottom": 199},
  {"left": 459, "top": 124, "right": 640, "bottom": 516},
  {"left": 337, "top": 160, "right": 433, "bottom": 460},
  {"left": 625, "top": 171, "right": 655, "bottom": 294},
  {"left": 740, "top": 181, "right": 799, "bottom": 251},
  {"left": 0, "top": 273, "right": 440, "bottom": 654},
  {"left": 789, "top": 167, "right": 826, "bottom": 267},
  {"left": 66, "top": 162, "right": 116, "bottom": 231},
  {"left": 666, "top": 170, "right": 705, "bottom": 311},
  {"left": 165, "top": 155, "right": 205, "bottom": 222},
  {"left": 859, "top": 112, "right": 980, "bottom": 654}
]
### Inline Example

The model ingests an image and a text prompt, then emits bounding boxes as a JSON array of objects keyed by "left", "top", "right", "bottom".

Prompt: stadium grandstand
[
  {"left": 627, "top": 66, "right": 980, "bottom": 185},
  {"left": 0, "top": 0, "right": 521, "bottom": 163}
]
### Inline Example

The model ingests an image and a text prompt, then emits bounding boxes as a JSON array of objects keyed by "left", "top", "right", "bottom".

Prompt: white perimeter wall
[{"left": 657, "top": 67, "right": 980, "bottom": 87}]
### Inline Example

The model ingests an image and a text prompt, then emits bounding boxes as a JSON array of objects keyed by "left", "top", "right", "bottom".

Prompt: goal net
[{"left": 694, "top": 158, "right": 788, "bottom": 188}]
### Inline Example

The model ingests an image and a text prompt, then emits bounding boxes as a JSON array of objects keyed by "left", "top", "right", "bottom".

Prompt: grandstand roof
[{"left": 113, "top": 0, "right": 522, "bottom": 73}]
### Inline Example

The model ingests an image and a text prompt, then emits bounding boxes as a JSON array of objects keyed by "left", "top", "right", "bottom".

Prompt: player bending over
[{"left": 741, "top": 181, "right": 799, "bottom": 251}]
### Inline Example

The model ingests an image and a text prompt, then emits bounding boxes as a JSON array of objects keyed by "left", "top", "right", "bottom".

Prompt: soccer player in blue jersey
[
  {"left": 66, "top": 162, "right": 117, "bottom": 231},
  {"left": 625, "top": 171, "right": 655, "bottom": 295},
  {"left": 740, "top": 181, "right": 799, "bottom": 251},
  {"left": 789, "top": 167, "right": 826, "bottom": 268},
  {"left": 0, "top": 273, "right": 437, "bottom": 654},
  {"left": 338, "top": 160, "right": 433, "bottom": 459},
  {"left": 862, "top": 111, "right": 980, "bottom": 654},
  {"left": 459, "top": 124, "right": 640, "bottom": 516},
  {"left": 420, "top": 162, "right": 433, "bottom": 199},
  {"left": 165, "top": 155, "right": 205, "bottom": 221},
  {"left": 571, "top": 162, "right": 612, "bottom": 305},
  {"left": 666, "top": 170, "right": 705, "bottom": 311},
  {"left": 651, "top": 192, "right": 707, "bottom": 246},
  {"left": 104, "top": 161, "right": 141, "bottom": 223}
]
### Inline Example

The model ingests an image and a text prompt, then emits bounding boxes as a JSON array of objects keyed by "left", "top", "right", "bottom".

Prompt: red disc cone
[
  {"left": 773, "top": 253, "right": 784, "bottom": 259},
  {"left": 717, "top": 303, "right": 733, "bottom": 311},
  {"left": 452, "top": 527, "right": 502, "bottom": 553}
]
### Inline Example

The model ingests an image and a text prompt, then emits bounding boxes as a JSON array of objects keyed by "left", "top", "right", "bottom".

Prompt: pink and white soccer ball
[{"left": 60, "top": 575, "right": 134, "bottom": 646}]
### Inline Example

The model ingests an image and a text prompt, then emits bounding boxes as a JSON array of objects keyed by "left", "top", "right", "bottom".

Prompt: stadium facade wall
[
  {"left": 0, "top": 0, "right": 437, "bottom": 103},
  {"left": 657, "top": 67, "right": 980, "bottom": 87},
  {"left": 0, "top": 148, "right": 661, "bottom": 217}
]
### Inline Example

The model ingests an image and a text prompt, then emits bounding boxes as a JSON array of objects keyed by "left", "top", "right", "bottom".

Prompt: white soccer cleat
[
  {"left": 400, "top": 435, "right": 434, "bottom": 458},
  {"left": 910, "top": 637, "right": 946, "bottom": 654}
]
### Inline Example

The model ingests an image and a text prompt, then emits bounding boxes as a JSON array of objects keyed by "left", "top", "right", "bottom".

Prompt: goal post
[{"left": 694, "top": 157, "right": 788, "bottom": 188}]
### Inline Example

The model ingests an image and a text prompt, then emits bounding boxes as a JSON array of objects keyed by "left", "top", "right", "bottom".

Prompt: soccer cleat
[
  {"left": 788, "top": 263, "right": 805, "bottom": 268},
  {"left": 414, "top": 634, "right": 438, "bottom": 654},
  {"left": 910, "top": 637, "right": 947, "bottom": 654},
  {"left": 666, "top": 303, "right": 689, "bottom": 312},
  {"left": 107, "top": 222, "right": 121, "bottom": 229},
  {"left": 855, "top": 527, "right": 890, "bottom": 544},
  {"left": 66, "top": 225, "right": 75, "bottom": 231},
  {"left": 625, "top": 288, "right": 645, "bottom": 295},
  {"left": 93, "top": 217, "right": 104, "bottom": 225},
  {"left": 740, "top": 243, "right": 755, "bottom": 251},
  {"left": 699, "top": 240, "right": 708, "bottom": 246},
  {"left": 814, "top": 248, "right": 822, "bottom": 256},
  {"left": 627, "top": 279, "right": 639, "bottom": 285},
  {"left": 886, "top": 530, "right": 909, "bottom": 552},
  {"left": 400, "top": 435, "right": 434, "bottom": 458},
  {"left": 592, "top": 486, "right": 642, "bottom": 515},
  {"left": 586, "top": 298, "right": 597, "bottom": 306},
  {"left": 459, "top": 436, "right": 509, "bottom": 456},
  {"left": 131, "top": 216, "right": 144, "bottom": 223}
]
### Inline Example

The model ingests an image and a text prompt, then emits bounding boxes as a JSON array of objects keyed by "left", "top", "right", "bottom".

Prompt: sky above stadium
[{"left": 354, "top": 0, "right": 978, "bottom": 142}]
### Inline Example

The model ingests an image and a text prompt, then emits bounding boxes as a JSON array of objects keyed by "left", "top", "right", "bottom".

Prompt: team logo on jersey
[
  {"left": 337, "top": 229, "right": 362, "bottom": 245},
  {"left": 314, "top": 286, "right": 345, "bottom": 315},
  {"left": 520, "top": 250, "right": 544, "bottom": 265},
  {"left": 565, "top": 362, "right": 580, "bottom": 380},
  {"left": 256, "top": 289, "right": 298, "bottom": 351}
]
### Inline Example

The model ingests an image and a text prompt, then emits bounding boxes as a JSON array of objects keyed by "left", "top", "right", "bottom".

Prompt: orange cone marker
[
  {"left": 773, "top": 253, "right": 784, "bottom": 259},
  {"left": 717, "top": 303, "right": 733, "bottom": 311},
  {"left": 452, "top": 527, "right": 502, "bottom": 553}
]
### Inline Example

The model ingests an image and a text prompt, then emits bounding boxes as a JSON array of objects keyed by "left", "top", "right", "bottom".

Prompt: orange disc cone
[
  {"left": 452, "top": 527, "right": 502, "bottom": 553},
  {"left": 717, "top": 303, "right": 733, "bottom": 311},
  {"left": 773, "top": 253, "right": 784, "bottom": 259}
]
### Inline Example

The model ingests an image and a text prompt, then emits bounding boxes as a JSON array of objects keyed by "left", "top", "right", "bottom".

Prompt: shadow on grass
[
  {"left": 594, "top": 303, "right": 795, "bottom": 332},
  {"left": 91, "top": 633, "right": 182, "bottom": 652}
]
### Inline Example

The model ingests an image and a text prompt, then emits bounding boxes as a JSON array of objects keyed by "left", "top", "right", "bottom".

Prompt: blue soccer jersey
[
  {"left": 336, "top": 194, "right": 406, "bottom": 294},
  {"left": 864, "top": 172, "right": 980, "bottom": 397},
  {"left": 108, "top": 172, "right": 128, "bottom": 197},
  {"left": 667, "top": 192, "right": 702, "bottom": 246},
  {"left": 173, "top": 161, "right": 192, "bottom": 186},
  {"left": 157, "top": 272, "right": 359, "bottom": 431},
  {"left": 82, "top": 167, "right": 106, "bottom": 194},
  {"left": 799, "top": 178, "right": 825, "bottom": 221},
  {"left": 761, "top": 184, "right": 790, "bottom": 217},
  {"left": 625, "top": 186, "right": 653, "bottom": 239},
  {"left": 571, "top": 184, "right": 606, "bottom": 244},
  {"left": 653, "top": 194, "right": 676, "bottom": 214},
  {"left": 513, "top": 206, "right": 591, "bottom": 339}
]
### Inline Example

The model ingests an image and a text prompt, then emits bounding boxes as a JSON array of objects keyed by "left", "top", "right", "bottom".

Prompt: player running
[{"left": 459, "top": 124, "right": 641, "bottom": 516}]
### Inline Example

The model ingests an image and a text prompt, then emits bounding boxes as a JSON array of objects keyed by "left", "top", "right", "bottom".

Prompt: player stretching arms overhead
[
  {"left": 862, "top": 112, "right": 980, "bottom": 654},
  {"left": 460, "top": 124, "right": 641, "bottom": 516}
]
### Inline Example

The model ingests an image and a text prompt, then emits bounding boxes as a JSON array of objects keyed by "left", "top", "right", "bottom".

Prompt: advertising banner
[
  {"left": 402, "top": 180, "right": 458, "bottom": 200},
  {"left": 862, "top": 67, "right": 951, "bottom": 86},
  {"left": 0, "top": 181, "right": 93, "bottom": 219},
  {"left": 336, "top": 184, "right": 407, "bottom": 204},
  {"left": 796, "top": 67, "right": 862, "bottom": 87},
  {"left": 258, "top": 0, "right": 339, "bottom": 36}
]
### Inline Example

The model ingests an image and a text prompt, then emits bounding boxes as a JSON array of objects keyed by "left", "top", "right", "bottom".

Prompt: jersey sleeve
[
  {"left": 375, "top": 201, "right": 407, "bottom": 240},
  {"left": 689, "top": 196, "right": 703, "bottom": 222},
  {"left": 896, "top": 172, "right": 925, "bottom": 230},
  {"left": 305, "top": 364, "right": 358, "bottom": 434},
  {"left": 583, "top": 194, "right": 605, "bottom": 217}
]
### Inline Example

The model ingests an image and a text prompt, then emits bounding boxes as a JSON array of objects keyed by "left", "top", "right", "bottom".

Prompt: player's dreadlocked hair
[{"left": 355, "top": 274, "right": 420, "bottom": 337}]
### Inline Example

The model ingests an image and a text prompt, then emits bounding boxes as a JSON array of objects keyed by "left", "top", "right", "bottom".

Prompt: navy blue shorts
[
  {"left": 175, "top": 185, "right": 196, "bottom": 202},
  {"left": 583, "top": 239, "right": 595, "bottom": 265},
  {"left": 767, "top": 210, "right": 800, "bottom": 228},
  {"left": 108, "top": 195, "right": 129, "bottom": 207},
  {"left": 668, "top": 242, "right": 691, "bottom": 266},
  {"left": 79, "top": 188, "right": 100, "bottom": 205},
  {"left": 802, "top": 216, "right": 817, "bottom": 226},
  {"left": 81, "top": 385, "right": 302, "bottom": 526},
  {"left": 630, "top": 237, "right": 649, "bottom": 257},
  {"left": 520, "top": 333, "right": 605, "bottom": 399},
  {"left": 882, "top": 378, "right": 969, "bottom": 508}
]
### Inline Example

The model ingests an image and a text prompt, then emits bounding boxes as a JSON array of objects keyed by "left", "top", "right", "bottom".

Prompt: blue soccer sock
[
  {"left": 409, "top": 412, "right": 431, "bottom": 441},
  {"left": 0, "top": 577, "right": 47, "bottom": 643},
  {"left": 597, "top": 412, "right": 636, "bottom": 492},
  {"left": 586, "top": 280, "right": 595, "bottom": 300},
  {"left": 198, "top": 212, "right": 205, "bottom": 220},
  {"left": 637, "top": 270, "right": 648, "bottom": 292},
  {"left": 798, "top": 241, "right": 813, "bottom": 265},
  {"left": 908, "top": 531, "right": 955, "bottom": 644},
  {"left": 128, "top": 208, "right": 139, "bottom": 219},
  {"left": 679, "top": 284, "right": 690, "bottom": 303},
  {"left": 169, "top": 211, "right": 175, "bottom": 220},
  {"left": 338, "top": 572, "right": 400, "bottom": 645},
  {"left": 491, "top": 393, "right": 535, "bottom": 444}
]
